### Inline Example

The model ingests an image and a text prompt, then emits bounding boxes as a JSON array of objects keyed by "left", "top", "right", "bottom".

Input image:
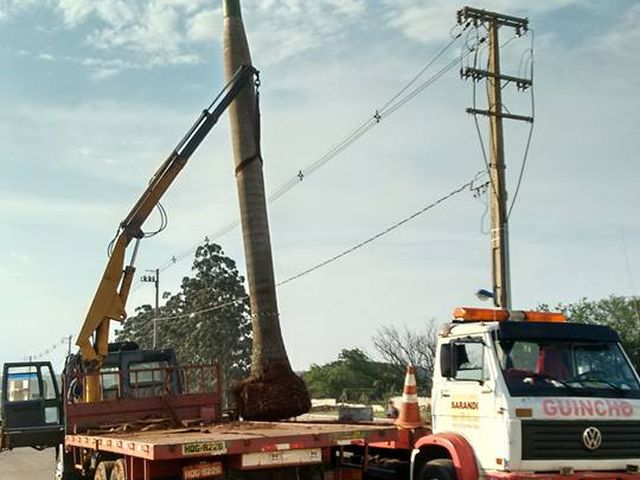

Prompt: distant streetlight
[{"left": 476, "top": 288, "right": 494, "bottom": 302}]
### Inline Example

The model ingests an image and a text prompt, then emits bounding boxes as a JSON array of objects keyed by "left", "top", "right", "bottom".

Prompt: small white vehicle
[{"left": 412, "top": 307, "right": 640, "bottom": 480}]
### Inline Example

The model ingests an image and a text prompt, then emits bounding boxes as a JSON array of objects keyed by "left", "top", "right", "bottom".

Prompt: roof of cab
[{"left": 445, "top": 320, "right": 619, "bottom": 342}]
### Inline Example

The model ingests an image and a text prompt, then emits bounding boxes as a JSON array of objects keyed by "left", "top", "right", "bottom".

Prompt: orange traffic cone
[{"left": 395, "top": 365, "right": 422, "bottom": 429}]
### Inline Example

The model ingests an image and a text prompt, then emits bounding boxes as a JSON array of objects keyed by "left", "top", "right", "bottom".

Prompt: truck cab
[
  {"left": 64, "top": 342, "right": 182, "bottom": 402},
  {"left": 413, "top": 307, "right": 640, "bottom": 480},
  {"left": 1, "top": 343, "right": 184, "bottom": 450}
]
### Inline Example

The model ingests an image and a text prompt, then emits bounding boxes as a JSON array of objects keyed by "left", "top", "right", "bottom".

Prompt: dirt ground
[{"left": 0, "top": 447, "right": 54, "bottom": 480}]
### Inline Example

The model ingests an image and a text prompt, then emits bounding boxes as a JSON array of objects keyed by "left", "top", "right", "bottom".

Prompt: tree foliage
[
  {"left": 543, "top": 295, "right": 640, "bottom": 369},
  {"left": 117, "top": 240, "right": 252, "bottom": 384},
  {"left": 542, "top": 296, "right": 640, "bottom": 369},
  {"left": 303, "top": 349, "right": 402, "bottom": 401},
  {"left": 372, "top": 321, "right": 439, "bottom": 394}
]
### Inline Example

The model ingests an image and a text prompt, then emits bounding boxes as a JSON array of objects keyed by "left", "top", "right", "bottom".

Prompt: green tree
[
  {"left": 118, "top": 240, "right": 252, "bottom": 384},
  {"left": 543, "top": 295, "right": 640, "bottom": 369},
  {"left": 303, "top": 349, "right": 402, "bottom": 401}
]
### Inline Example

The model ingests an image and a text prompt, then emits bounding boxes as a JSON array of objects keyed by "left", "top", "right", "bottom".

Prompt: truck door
[
  {"left": 1, "top": 362, "right": 64, "bottom": 449},
  {"left": 434, "top": 337, "right": 501, "bottom": 469}
]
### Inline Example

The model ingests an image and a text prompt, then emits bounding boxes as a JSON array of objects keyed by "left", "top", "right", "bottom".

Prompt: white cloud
[
  {"left": 186, "top": 8, "right": 221, "bottom": 43},
  {"left": 242, "top": 0, "right": 369, "bottom": 65},
  {"left": 328, "top": 0, "right": 365, "bottom": 16},
  {"left": 598, "top": 3, "right": 640, "bottom": 55},
  {"left": 50, "top": 0, "right": 372, "bottom": 69},
  {"left": 9, "top": 252, "right": 32, "bottom": 263},
  {"left": 0, "top": 252, "right": 34, "bottom": 280},
  {"left": 248, "top": 19, "right": 320, "bottom": 66},
  {"left": 87, "top": 3, "right": 179, "bottom": 54},
  {"left": 89, "top": 67, "right": 120, "bottom": 80},
  {"left": 0, "top": 100, "right": 197, "bottom": 188},
  {"left": 55, "top": 0, "right": 204, "bottom": 66},
  {"left": 385, "top": 0, "right": 588, "bottom": 44},
  {"left": 163, "top": 0, "right": 208, "bottom": 13},
  {"left": 387, "top": 3, "right": 452, "bottom": 44},
  {"left": 56, "top": 0, "right": 99, "bottom": 25},
  {"left": 0, "top": 0, "right": 37, "bottom": 21},
  {"left": 0, "top": 193, "right": 120, "bottom": 229}
]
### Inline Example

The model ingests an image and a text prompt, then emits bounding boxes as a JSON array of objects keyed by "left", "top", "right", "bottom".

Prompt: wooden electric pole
[
  {"left": 486, "top": 19, "right": 510, "bottom": 309},
  {"left": 141, "top": 269, "right": 160, "bottom": 348},
  {"left": 459, "top": 7, "right": 532, "bottom": 309}
]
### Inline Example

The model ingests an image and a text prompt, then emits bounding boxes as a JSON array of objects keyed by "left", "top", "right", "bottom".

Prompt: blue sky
[{"left": 1, "top": 0, "right": 638, "bottom": 370}]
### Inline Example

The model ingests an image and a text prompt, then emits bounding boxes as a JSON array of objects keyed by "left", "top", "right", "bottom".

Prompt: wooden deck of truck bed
[{"left": 66, "top": 421, "right": 398, "bottom": 461}]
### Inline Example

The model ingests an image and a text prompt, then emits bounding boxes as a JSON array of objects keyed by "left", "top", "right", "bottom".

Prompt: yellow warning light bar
[{"left": 453, "top": 307, "right": 566, "bottom": 323}]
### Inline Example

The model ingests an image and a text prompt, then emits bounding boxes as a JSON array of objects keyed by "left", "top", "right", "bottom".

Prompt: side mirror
[{"left": 440, "top": 344, "right": 456, "bottom": 378}]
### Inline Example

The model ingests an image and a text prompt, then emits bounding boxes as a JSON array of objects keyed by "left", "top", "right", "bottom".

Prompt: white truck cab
[{"left": 413, "top": 307, "right": 640, "bottom": 480}]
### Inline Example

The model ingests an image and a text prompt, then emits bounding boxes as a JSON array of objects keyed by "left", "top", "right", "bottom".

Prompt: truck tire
[
  {"left": 418, "top": 459, "right": 457, "bottom": 480},
  {"left": 95, "top": 461, "right": 115, "bottom": 480},
  {"left": 110, "top": 459, "right": 127, "bottom": 480}
]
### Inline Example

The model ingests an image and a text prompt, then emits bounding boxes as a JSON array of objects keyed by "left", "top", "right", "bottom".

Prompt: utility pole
[
  {"left": 459, "top": 7, "right": 532, "bottom": 309},
  {"left": 66, "top": 335, "right": 72, "bottom": 356},
  {"left": 141, "top": 269, "right": 160, "bottom": 348}
]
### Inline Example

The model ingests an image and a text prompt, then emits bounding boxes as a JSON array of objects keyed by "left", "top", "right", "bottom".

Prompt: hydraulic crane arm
[{"left": 76, "top": 65, "right": 258, "bottom": 373}]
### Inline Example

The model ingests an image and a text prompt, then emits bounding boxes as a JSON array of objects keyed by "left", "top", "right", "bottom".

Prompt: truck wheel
[
  {"left": 419, "top": 459, "right": 456, "bottom": 480},
  {"left": 95, "top": 461, "right": 115, "bottom": 480},
  {"left": 109, "top": 459, "right": 127, "bottom": 480}
]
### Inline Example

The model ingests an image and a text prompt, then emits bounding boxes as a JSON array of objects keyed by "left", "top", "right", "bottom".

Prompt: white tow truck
[{"left": 411, "top": 307, "right": 640, "bottom": 480}]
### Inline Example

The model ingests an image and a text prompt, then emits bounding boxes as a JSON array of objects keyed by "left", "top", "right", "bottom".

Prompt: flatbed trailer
[{"left": 65, "top": 421, "right": 398, "bottom": 479}]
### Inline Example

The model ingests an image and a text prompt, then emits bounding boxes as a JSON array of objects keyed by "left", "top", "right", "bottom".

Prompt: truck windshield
[{"left": 495, "top": 339, "right": 640, "bottom": 398}]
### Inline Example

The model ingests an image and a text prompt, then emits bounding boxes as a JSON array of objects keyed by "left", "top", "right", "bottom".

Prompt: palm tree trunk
[{"left": 222, "top": 0, "right": 310, "bottom": 420}]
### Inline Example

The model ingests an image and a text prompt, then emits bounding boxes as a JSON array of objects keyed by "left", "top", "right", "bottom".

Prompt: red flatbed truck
[{"left": 1, "top": 348, "right": 401, "bottom": 479}]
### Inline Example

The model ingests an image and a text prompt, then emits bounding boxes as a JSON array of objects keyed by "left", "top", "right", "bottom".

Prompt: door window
[
  {"left": 40, "top": 366, "right": 57, "bottom": 400},
  {"left": 453, "top": 342, "right": 487, "bottom": 382},
  {"left": 6, "top": 367, "right": 41, "bottom": 402},
  {"left": 40, "top": 365, "right": 60, "bottom": 424}
]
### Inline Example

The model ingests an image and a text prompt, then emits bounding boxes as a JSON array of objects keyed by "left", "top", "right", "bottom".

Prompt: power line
[
  {"left": 465, "top": 25, "right": 535, "bottom": 224},
  {"left": 507, "top": 29, "right": 535, "bottom": 219},
  {"left": 467, "top": 27, "right": 526, "bottom": 202},
  {"left": 153, "top": 298, "right": 246, "bottom": 322},
  {"left": 25, "top": 335, "right": 73, "bottom": 361},
  {"left": 145, "top": 171, "right": 486, "bottom": 321},
  {"left": 276, "top": 171, "right": 487, "bottom": 287},
  {"left": 465, "top": 25, "right": 535, "bottom": 217},
  {"left": 143, "top": 26, "right": 482, "bottom": 281},
  {"left": 469, "top": 28, "right": 493, "bottom": 196}
]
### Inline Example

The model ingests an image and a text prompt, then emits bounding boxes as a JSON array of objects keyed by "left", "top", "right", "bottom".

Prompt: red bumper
[{"left": 488, "top": 472, "right": 640, "bottom": 480}]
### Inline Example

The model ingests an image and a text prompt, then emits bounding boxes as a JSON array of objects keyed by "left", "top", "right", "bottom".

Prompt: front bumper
[{"left": 487, "top": 471, "right": 640, "bottom": 480}]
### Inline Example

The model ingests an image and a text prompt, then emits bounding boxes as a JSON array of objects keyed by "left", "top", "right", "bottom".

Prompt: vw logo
[{"left": 582, "top": 427, "right": 602, "bottom": 450}]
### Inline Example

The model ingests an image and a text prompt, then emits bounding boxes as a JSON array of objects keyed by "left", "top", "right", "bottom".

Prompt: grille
[{"left": 521, "top": 420, "right": 640, "bottom": 460}]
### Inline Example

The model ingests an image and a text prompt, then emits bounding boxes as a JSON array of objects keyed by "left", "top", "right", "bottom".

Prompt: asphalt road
[{"left": 0, "top": 448, "right": 54, "bottom": 479}]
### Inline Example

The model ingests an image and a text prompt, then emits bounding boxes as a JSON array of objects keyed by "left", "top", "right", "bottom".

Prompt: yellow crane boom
[{"left": 76, "top": 65, "right": 258, "bottom": 402}]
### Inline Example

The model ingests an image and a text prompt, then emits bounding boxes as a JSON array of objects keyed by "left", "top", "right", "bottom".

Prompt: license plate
[
  {"left": 241, "top": 448, "right": 322, "bottom": 468},
  {"left": 182, "top": 441, "right": 227, "bottom": 456},
  {"left": 182, "top": 462, "right": 223, "bottom": 479}
]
